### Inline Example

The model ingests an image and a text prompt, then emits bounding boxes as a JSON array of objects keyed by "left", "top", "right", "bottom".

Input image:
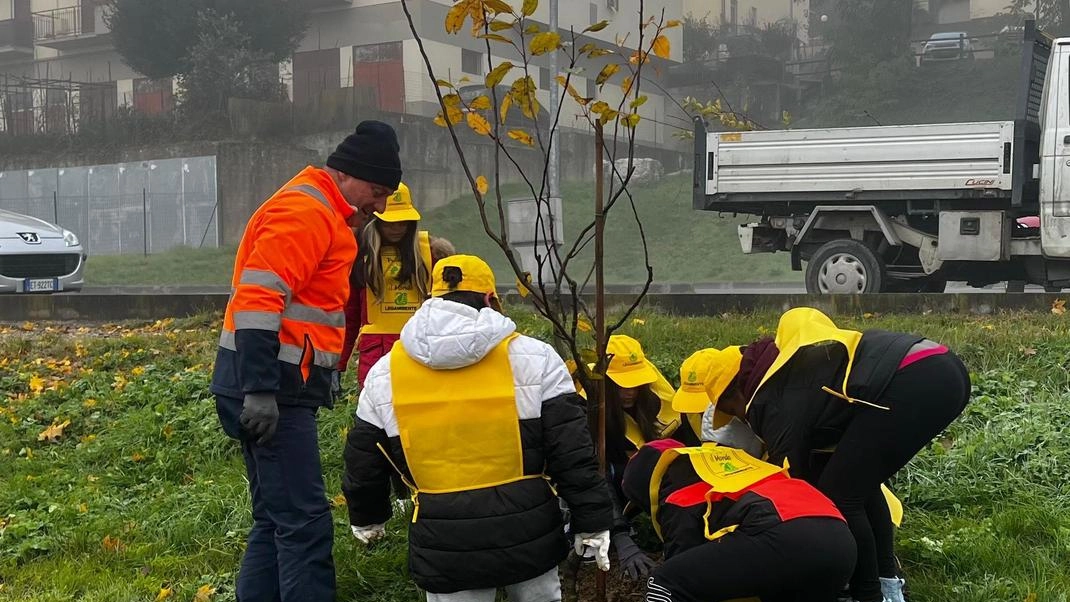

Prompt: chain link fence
[{"left": 0, "top": 156, "right": 218, "bottom": 256}]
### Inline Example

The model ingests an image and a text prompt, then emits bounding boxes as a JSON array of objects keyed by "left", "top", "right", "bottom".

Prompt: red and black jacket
[{"left": 621, "top": 440, "right": 845, "bottom": 559}]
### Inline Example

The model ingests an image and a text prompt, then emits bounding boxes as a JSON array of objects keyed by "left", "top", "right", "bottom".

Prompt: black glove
[
  {"left": 331, "top": 371, "right": 343, "bottom": 404},
  {"left": 612, "top": 532, "right": 656, "bottom": 580},
  {"left": 241, "top": 392, "right": 279, "bottom": 445}
]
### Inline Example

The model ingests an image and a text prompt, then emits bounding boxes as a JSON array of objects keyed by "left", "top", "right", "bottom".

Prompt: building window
[
  {"left": 461, "top": 48, "right": 483, "bottom": 75},
  {"left": 354, "top": 41, "right": 402, "bottom": 62}
]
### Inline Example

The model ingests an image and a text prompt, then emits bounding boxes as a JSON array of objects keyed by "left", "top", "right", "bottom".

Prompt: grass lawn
[
  {"left": 84, "top": 247, "right": 238, "bottom": 287},
  {"left": 2, "top": 308, "right": 1069, "bottom": 601},
  {"left": 82, "top": 174, "right": 798, "bottom": 287}
]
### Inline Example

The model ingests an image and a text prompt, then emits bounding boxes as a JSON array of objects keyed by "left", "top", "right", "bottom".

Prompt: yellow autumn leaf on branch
[
  {"left": 499, "top": 93, "right": 513, "bottom": 123},
  {"left": 482, "top": 0, "right": 513, "bottom": 14},
  {"left": 507, "top": 129, "right": 534, "bottom": 146},
  {"left": 193, "top": 584, "right": 217, "bottom": 602},
  {"left": 584, "top": 20, "right": 609, "bottom": 33},
  {"left": 476, "top": 175, "right": 489, "bottom": 195},
  {"left": 595, "top": 63, "right": 620, "bottom": 86},
  {"left": 445, "top": 0, "right": 472, "bottom": 34},
  {"left": 530, "top": 31, "right": 560, "bottom": 55},
  {"left": 517, "top": 272, "right": 532, "bottom": 298},
  {"left": 485, "top": 61, "right": 514, "bottom": 88},
  {"left": 466, "top": 112, "right": 492, "bottom": 136},
  {"left": 652, "top": 35, "right": 671, "bottom": 59},
  {"left": 469, "top": 95, "right": 492, "bottom": 110}
]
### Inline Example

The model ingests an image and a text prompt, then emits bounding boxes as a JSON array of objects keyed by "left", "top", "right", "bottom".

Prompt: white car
[{"left": 0, "top": 209, "right": 86, "bottom": 293}]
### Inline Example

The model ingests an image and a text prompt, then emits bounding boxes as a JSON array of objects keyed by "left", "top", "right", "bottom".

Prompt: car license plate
[{"left": 24, "top": 278, "right": 58, "bottom": 292}]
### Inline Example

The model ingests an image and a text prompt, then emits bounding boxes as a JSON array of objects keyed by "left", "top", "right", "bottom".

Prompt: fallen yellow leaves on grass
[
  {"left": 101, "top": 534, "right": 125, "bottom": 552},
  {"left": 38, "top": 420, "right": 71, "bottom": 443},
  {"left": 193, "top": 584, "right": 217, "bottom": 602},
  {"left": 1052, "top": 299, "right": 1066, "bottom": 315}
]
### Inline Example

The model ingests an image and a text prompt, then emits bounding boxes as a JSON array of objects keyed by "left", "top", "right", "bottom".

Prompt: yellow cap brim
[
  {"left": 672, "top": 387, "right": 712, "bottom": 413},
  {"left": 375, "top": 207, "right": 422, "bottom": 222},
  {"left": 607, "top": 363, "right": 659, "bottom": 389}
]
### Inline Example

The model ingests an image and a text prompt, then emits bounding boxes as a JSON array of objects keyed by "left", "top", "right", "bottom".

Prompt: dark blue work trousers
[{"left": 216, "top": 395, "right": 336, "bottom": 602}]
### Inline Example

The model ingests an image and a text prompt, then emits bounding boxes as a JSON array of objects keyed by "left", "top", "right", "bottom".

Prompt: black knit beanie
[{"left": 326, "top": 120, "right": 402, "bottom": 190}]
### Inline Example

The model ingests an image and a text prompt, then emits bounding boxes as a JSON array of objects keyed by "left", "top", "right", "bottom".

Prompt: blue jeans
[{"left": 216, "top": 395, "right": 336, "bottom": 602}]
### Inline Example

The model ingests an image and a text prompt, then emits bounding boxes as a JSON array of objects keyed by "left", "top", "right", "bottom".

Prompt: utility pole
[{"left": 548, "top": 0, "right": 560, "bottom": 198}]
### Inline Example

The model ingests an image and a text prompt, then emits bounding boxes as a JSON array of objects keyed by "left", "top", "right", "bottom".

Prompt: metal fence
[{"left": 0, "top": 156, "right": 219, "bottom": 256}]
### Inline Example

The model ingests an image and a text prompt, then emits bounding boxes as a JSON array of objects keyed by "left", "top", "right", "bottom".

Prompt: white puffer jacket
[{"left": 357, "top": 297, "right": 576, "bottom": 435}]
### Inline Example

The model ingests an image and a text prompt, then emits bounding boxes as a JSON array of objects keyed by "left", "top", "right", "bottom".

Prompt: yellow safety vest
[
  {"left": 361, "top": 231, "right": 433, "bottom": 336},
  {"left": 388, "top": 335, "right": 544, "bottom": 521},
  {"left": 648, "top": 444, "right": 789, "bottom": 541}
]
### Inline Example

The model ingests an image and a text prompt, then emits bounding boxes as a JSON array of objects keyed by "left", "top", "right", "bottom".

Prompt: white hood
[
  {"left": 0, "top": 209, "right": 65, "bottom": 239},
  {"left": 399, "top": 297, "right": 517, "bottom": 370}
]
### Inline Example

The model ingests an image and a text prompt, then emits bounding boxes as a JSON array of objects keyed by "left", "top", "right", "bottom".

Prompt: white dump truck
[{"left": 693, "top": 21, "right": 1070, "bottom": 293}]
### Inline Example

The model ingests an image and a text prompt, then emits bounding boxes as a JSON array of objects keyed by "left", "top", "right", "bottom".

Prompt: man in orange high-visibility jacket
[{"left": 211, "top": 120, "right": 402, "bottom": 602}]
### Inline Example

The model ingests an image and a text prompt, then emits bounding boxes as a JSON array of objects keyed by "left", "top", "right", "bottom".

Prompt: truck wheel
[{"left": 805, "top": 239, "right": 885, "bottom": 294}]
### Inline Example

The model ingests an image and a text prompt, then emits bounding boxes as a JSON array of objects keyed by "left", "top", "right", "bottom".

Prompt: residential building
[
  {"left": 684, "top": 0, "right": 810, "bottom": 45},
  {"left": 2, "top": 0, "right": 684, "bottom": 146},
  {"left": 292, "top": 0, "right": 684, "bottom": 146}
]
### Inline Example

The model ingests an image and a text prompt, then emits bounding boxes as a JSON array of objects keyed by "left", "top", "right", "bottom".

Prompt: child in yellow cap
[{"left": 339, "top": 183, "right": 454, "bottom": 387}]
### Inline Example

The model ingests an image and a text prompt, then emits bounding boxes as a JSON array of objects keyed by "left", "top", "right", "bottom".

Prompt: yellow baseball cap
[
  {"left": 605, "top": 335, "right": 660, "bottom": 389},
  {"left": 431, "top": 254, "right": 497, "bottom": 297},
  {"left": 672, "top": 347, "right": 743, "bottom": 413},
  {"left": 375, "top": 182, "right": 422, "bottom": 222}
]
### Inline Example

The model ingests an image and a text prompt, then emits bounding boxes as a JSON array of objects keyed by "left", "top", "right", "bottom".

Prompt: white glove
[
  {"left": 351, "top": 523, "right": 386, "bottom": 544},
  {"left": 574, "top": 530, "right": 611, "bottom": 572}
]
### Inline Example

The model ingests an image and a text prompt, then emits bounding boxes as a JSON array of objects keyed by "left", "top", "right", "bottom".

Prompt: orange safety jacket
[{"left": 210, "top": 166, "right": 357, "bottom": 407}]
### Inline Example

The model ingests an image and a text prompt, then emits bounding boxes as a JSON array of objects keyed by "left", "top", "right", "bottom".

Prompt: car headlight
[{"left": 63, "top": 229, "right": 80, "bottom": 247}]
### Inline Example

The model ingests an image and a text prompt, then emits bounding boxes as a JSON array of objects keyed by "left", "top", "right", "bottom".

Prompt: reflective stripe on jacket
[{"left": 211, "top": 166, "right": 357, "bottom": 407}]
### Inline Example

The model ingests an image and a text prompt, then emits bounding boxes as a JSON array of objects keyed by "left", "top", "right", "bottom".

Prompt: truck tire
[{"left": 805, "top": 239, "right": 885, "bottom": 294}]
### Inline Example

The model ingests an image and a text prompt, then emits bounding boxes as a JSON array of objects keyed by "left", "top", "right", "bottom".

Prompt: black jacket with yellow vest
[
  {"left": 342, "top": 298, "right": 613, "bottom": 594},
  {"left": 745, "top": 309, "right": 922, "bottom": 479},
  {"left": 211, "top": 167, "right": 356, "bottom": 407}
]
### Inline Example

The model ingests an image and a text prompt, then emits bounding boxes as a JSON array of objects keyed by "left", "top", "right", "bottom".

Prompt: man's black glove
[
  {"left": 241, "top": 392, "right": 279, "bottom": 445},
  {"left": 331, "top": 370, "right": 343, "bottom": 404},
  {"left": 612, "top": 532, "right": 656, "bottom": 580}
]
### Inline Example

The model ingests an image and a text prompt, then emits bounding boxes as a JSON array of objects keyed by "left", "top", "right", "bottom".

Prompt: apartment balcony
[
  {"left": 32, "top": 2, "right": 109, "bottom": 52},
  {"left": 0, "top": 0, "right": 33, "bottom": 61}
]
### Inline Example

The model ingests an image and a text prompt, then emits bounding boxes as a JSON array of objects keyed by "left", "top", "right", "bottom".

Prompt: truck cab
[{"left": 694, "top": 21, "right": 1070, "bottom": 293}]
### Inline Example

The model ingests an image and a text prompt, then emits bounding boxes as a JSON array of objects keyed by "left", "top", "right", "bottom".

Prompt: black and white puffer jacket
[{"left": 342, "top": 298, "right": 613, "bottom": 594}]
